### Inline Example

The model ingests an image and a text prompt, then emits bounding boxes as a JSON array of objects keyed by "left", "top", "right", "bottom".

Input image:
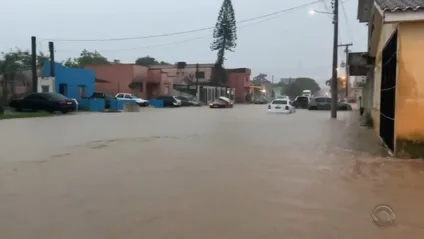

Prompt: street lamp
[{"left": 308, "top": 9, "right": 333, "bottom": 15}]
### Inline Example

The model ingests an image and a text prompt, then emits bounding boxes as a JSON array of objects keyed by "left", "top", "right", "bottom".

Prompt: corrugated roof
[{"left": 375, "top": 0, "right": 424, "bottom": 12}]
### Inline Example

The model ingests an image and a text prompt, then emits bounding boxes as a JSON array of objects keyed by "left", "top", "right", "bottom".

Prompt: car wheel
[
  {"left": 339, "top": 106, "right": 347, "bottom": 111},
  {"left": 61, "top": 110, "right": 69, "bottom": 114},
  {"left": 308, "top": 106, "right": 318, "bottom": 110}
]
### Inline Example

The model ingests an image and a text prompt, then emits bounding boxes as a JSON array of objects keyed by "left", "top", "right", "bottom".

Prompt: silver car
[{"left": 308, "top": 97, "right": 352, "bottom": 111}]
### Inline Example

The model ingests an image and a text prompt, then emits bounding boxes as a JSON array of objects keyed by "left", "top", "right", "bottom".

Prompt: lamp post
[{"left": 309, "top": 0, "right": 339, "bottom": 118}]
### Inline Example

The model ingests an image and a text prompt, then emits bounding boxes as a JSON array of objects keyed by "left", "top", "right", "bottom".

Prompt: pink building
[
  {"left": 86, "top": 62, "right": 252, "bottom": 102},
  {"left": 86, "top": 64, "right": 172, "bottom": 99},
  {"left": 227, "top": 68, "right": 252, "bottom": 103}
]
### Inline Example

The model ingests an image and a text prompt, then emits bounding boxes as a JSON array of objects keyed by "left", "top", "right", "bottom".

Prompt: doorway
[
  {"left": 59, "top": 84, "right": 68, "bottom": 96},
  {"left": 379, "top": 30, "right": 397, "bottom": 152}
]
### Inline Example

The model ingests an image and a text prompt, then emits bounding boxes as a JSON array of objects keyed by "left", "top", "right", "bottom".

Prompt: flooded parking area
[{"left": 0, "top": 105, "right": 424, "bottom": 238}]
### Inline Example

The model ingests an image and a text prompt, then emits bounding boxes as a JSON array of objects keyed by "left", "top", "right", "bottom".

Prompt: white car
[
  {"left": 267, "top": 99, "right": 296, "bottom": 113},
  {"left": 115, "top": 93, "right": 149, "bottom": 106}
]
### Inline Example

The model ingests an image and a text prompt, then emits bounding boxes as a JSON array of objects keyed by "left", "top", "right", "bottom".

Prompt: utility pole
[
  {"left": 338, "top": 43, "right": 353, "bottom": 97},
  {"left": 48, "top": 42, "right": 55, "bottom": 77},
  {"left": 195, "top": 63, "right": 199, "bottom": 100},
  {"left": 31, "top": 36, "right": 37, "bottom": 93},
  {"left": 330, "top": 0, "right": 339, "bottom": 119}
]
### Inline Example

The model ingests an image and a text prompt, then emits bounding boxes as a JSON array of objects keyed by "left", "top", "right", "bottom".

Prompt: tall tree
[
  {"left": 135, "top": 56, "right": 170, "bottom": 66},
  {"left": 210, "top": 0, "right": 237, "bottom": 66},
  {"left": 283, "top": 77, "right": 321, "bottom": 99}
]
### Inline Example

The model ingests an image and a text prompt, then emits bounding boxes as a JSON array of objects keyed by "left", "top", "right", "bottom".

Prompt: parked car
[
  {"left": 9, "top": 92, "right": 77, "bottom": 113},
  {"left": 154, "top": 95, "right": 181, "bottom": 107},
  {"left": 88, "top": 92, "right": 115, "bottom": 109},
  {"left": 293, "top": 96, "right": 310, "bottom": 109},
  {"left": 308, "top": 97, "right": 352, "bottom": 111},
  {"left": 115, "top": 93, "right": 149, "bottom": 106},
  {"left": 267, "top": 99, "right": 296, "bottom": 113},
  {"left": 209, "top": 96, "right": 234, "bottom": 108},
  {"left": 253, "top": 97, "right": 268, "bottom": 104},
  {"left": 175, "top": 96, "right": 201, "bottom": 106}
]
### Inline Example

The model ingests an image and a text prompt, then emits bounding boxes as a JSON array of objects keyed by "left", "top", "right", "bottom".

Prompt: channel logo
[{"left": 371, "top": 204, "right": 395, "bottom": 227}]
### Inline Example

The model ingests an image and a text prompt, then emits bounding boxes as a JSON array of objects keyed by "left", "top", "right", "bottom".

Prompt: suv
[
  {"left": 293, "top": 96, "right": 310, "bottom": 109},
  {"left": 308, "top": 97, "right": 352, "bottom": 111},
  {"left": 154, "top": 95, "right": 181, "bottom": 107}
]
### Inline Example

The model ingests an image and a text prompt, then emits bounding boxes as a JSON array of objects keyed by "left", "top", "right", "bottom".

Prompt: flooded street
[{"left": 0, "top": 105, "right": 424, "bottom": 238}]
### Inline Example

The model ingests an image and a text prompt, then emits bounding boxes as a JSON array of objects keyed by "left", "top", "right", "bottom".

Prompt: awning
[
  {"left": 348, "top": 52, "right": 374, "bottom": 76},
  {"left": 95, "top": 78, "right": 111, "bottom": 83}
]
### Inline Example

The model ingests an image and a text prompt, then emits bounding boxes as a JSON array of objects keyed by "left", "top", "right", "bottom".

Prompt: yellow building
[{"left": 356, "top": 0, "right": 424, "bottom": 158}]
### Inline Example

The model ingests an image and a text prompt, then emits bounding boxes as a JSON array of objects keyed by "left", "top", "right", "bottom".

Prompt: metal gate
[{"left": 379, "top": 30, "right": 397, "bottom": 152}]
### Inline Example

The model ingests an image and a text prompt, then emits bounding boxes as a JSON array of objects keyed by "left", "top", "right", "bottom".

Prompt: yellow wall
[
  {"left": 372, "top": 23, "right": 398, "bottom": 133},
  {"left": 396, "top": 22, "right": 424, "bottom": 141}
]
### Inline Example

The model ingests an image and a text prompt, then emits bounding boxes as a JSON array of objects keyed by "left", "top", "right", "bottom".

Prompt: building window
[
  {"left": 41, "top": 85, "right": 49, "bottom": 93},
  {"left": 59, "top": 84, "right": 68, "bottom": 95},
  {"left": 196, "top": 71, "right": 205, "bottom": 79},
  {"left": 78, "top": 85, "right": 86, "bottom": 98}
]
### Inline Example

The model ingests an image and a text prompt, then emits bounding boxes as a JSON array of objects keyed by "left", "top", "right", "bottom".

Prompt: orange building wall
[{"left": 396, "top": 22, "right": 424, "bottom": 144}]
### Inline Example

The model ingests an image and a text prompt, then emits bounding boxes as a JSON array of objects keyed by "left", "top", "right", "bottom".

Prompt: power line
[
  {"left": 41, "top": 0, "right": 321, "bottom": 42},
  {"left": 55, "top": 11, "right": 302, "bottom": 53},
  {"left": 340, "top": 0, "right": 354, "bottom": 43}
]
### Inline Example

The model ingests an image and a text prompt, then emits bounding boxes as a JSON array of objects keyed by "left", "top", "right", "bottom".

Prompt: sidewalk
[{"left": 332, "top": 110, "right": 389, "bottom": 157}]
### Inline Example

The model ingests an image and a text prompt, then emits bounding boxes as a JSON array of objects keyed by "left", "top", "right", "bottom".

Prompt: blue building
[{"left": 43, "top": 60, "right": 95, "bottom": 99}]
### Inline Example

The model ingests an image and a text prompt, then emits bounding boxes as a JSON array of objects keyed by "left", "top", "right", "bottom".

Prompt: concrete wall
[
  {"left": 396, "top": 22, "right": 424, "bottom": 144},
  {"left": 227, "top": 69, "right": 251, "bottom": 103},
  {"left": 86, "top": 64, "right": 133, "bottom": 96},
  {"left": 37, "top": 77, "right": 55, "bottom": 93},
  {"left": 44, "top": 61, "right": 95, "bottom": 99}
]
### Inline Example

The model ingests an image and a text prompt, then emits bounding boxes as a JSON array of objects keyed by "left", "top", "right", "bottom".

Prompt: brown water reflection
[{"left": 0, "top": 106, "right": 423, "bottom": 239}]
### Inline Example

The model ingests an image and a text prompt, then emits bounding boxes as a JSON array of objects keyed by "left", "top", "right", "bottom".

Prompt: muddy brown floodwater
[{"left": 0, "top": 105, "right": 424, "bottom": 239}]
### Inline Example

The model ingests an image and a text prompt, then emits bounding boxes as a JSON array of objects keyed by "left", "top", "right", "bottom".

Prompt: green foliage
[
  {"left": 135, "top": 56, "right": 170, "bottom": 66},
  {"left": 211, "top": 0, "right": 237, "bottom": 66},
  {"left": 63, "top": 49, "right": 110, "bottom": 68},
  {"left": 283, "top": 77, "right": 321, "bottom": 99},
  {"left": 0, "top": 111, "right": 53, "bottom": 120},
  {"left": 0, "top": 49, "right": 48, "bottom": 74},
  {"left": 252, "top": 73, "right": 269, "bottom": 86}
]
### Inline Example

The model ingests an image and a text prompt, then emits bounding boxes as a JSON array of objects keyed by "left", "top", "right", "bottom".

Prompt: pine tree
[{"left": 210, "top": 0, "right": 237, "bottom": 66}]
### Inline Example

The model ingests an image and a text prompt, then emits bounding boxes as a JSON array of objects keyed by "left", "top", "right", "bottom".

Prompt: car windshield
[
  {"left": 296, "top": 97, "right": 308, "bottom": 102},
  {"left": 272, "top": 100, "right": 287, "bottom": 104},
  {"left": 176, "top": 96, "right": 187, "bottom": 100},
  {"left": 218, "top": 97, "right": 230, "bottom": 103},
  {"left": 47, "top": 93, "right": 68, "bottom": 100},
  {"left": 130, "top": 94, "right": 138, "bottom": 99}
]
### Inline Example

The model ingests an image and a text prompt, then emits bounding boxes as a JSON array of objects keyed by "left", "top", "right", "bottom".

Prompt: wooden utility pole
[
  {"left": 330, "top": 0, "right": 339, "bottom": 119},
  {"left": 31, "top": 36, "right": 37, "bottom": 92},
  {"left": 195, "top": 63, "right": 199, "bottom": 100},
  {"left": 48, "top": 42, "right": 55, "bottom": 77},
  {"left": 338, "top": 43, "right": 353, "bottom": 97}
]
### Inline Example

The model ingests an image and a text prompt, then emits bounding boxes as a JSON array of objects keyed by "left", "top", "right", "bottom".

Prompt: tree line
[{"left": 0, "top": 48, "right": 172, "bottom": 74}]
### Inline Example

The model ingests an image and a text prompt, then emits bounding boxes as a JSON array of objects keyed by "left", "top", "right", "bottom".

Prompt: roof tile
[{"left": 376, "top": 0, "right": 424, "bottom": 12}]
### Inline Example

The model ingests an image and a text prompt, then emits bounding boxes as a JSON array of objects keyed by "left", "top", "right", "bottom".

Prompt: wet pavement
[{"left": 0, "top": 105, "right": 424, "bottom": 239}]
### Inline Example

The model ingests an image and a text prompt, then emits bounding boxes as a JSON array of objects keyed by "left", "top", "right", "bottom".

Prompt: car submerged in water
[
  {"left": 209, "top": 97, "right": 234, "bottom": 108},
  {"left": 293, "top": 96, "right": 310, "bottom": 109},
  {"left": 267, "top": 99, "right": 296, "bottom": 113},
  {"left": 308, "top": 96, "right": 352, "bottom": 111}
]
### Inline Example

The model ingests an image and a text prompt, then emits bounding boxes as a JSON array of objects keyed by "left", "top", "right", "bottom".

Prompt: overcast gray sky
[{"left": 1, "top": 0, "right": 366, "bottom": 86}]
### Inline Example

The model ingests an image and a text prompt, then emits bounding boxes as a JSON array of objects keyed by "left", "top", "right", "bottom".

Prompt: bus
[{"left": 302, "top": 90, "right": 312, "bottom": 97}]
